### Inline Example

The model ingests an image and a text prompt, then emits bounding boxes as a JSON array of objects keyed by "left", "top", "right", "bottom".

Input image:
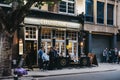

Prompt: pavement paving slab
[{"left": 0, "top": 63, "right": 120, "bottom": 80}]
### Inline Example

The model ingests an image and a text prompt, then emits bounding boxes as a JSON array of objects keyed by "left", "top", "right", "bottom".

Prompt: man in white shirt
[{"left": 42, "top": 53, "right": 49, "bottom": 70}]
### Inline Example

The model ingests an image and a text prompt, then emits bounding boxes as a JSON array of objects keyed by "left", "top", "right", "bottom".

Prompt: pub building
[{"left": 18, "top": 9, "right": 85, "bottom": 67}]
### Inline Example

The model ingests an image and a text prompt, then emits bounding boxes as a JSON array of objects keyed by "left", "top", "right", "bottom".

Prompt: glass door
[
  {"left": 68, "top": 42, "right": 78, "bottom": 61},
  {"left": 25, "top": 41, "right": 37, "bottom": 66},
  {"left": 56, "top": 41, "right": 65, "bottom": 57}
]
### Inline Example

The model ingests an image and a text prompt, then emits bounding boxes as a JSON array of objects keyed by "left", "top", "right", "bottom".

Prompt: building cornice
[{"left": 84, "top": 23, "right": 118, "bottom": 34}]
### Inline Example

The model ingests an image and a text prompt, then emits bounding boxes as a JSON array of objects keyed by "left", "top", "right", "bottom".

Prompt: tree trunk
[
  {"left": 0, "top": 0, "right": 59, "bottom": 76},
  {"left": 0, "top": 33, "right": 12, "bottom": 76}
]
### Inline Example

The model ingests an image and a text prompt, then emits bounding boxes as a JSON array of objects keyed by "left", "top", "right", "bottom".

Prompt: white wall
[{"left": 76, "top": 0, "right": 85, "bottom": 15}]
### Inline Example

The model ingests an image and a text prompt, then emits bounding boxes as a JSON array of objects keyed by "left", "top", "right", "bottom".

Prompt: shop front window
[
  {"left": 25, "top": 27, "right": 37, "bottom": 40},
  {"left": 67, "top": 31, "right": 78, "bottom": 60},
  {"left": 56, "top": 30, "right": 65, "bottom": 40},
  {"left": 68, "top": 31, "right": 77, "bottom": 40},
  {"left": 41, "top": 28, "right": 51, "bottom": 39}
]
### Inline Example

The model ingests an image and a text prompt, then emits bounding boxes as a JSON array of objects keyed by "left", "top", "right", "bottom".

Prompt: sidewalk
[
  {"left": 1, "top": 63, "right": 120, "bottom": 79},
  {"left": 27, "top": 63, "right": 120, "bottom": 77}
]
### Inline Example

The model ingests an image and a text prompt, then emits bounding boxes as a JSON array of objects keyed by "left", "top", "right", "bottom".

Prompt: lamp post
[
  {"left": 52, "top": 29, "right": 56, "bottom": 47},
  {"left": 78, "top": 12, "right": 85, "bottom": 56}
]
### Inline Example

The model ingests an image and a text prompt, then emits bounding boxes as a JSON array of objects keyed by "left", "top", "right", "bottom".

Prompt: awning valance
[{"left": 24, "top": 17, "right": 82, "bottom": 31}]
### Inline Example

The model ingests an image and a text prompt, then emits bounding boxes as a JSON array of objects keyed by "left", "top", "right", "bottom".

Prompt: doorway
[{"left": 25, "top": 41, "right": 37, "bottom": 66}]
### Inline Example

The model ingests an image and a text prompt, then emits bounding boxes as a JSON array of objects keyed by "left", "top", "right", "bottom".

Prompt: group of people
[
  {"left": 38, "top": 46, "right": 60, "bottom": 70},
  {"left": 102, "top": 48, "right": 120, "bottom": 63}
]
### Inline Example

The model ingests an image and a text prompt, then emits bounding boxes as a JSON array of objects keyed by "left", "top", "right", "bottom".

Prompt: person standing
[
  {"left": 102, "top": 48, "right": 108, "bottom": 63},
  {"left": 48, "top": 47, "right": 55, "bottom": 70},
  {"left": 38, "top": 47, "right": 44, "bottom": 70},
  {"left": 114, "top": 48, "right": 118, "bottom": 63},
  {"left": 25, "top": 50, "right": 33, "bottom": 70},
  {"left": 42, "top": 53, "right": 49, "bottom": 70},
  {"left": 53, "top": 47, "right": 59, "bottom": 69},
  {"left": 117, "top": 50, "right": 120, "bottom": 64}
]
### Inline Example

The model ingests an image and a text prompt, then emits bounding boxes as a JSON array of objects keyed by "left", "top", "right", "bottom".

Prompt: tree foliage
[
  {"left": 0, "top": 0, "right": 61, "bottom": 76},
  {"left": 0, "top": 0, "right": 61, "bottom": 36}
]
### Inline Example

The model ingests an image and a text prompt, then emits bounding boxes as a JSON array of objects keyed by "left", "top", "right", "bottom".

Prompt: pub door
[{"left": 25, "top": 41, "right": 37, "bottom": 66}]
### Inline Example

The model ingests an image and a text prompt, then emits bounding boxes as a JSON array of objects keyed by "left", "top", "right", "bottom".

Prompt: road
[{"left": 34, "top": 70, "right": 120, "bottom": 80}]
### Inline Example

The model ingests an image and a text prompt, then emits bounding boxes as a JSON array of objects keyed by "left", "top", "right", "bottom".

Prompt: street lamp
[
  {"left": 78, "top": 12, "right": 85, "bottom": 56},
  {"left": 80, "top": 41, "right": 84, "bottom": 47}
]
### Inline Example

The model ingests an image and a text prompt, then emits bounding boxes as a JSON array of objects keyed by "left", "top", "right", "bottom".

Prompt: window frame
[
  {"left": 85, "top": 0, "right": 94, "bottom": 22},
  {"left": 59, "top": 0, "right": 75, "bottom": 15},
  {"left": 107, "top": 4, "right": 114, "bottom": 25},
  {"left": 24, "top": 26, "right": 38, "bottom": 40},
  {"left": 97, "top": 1, "right": 104, "bottom": 24}
]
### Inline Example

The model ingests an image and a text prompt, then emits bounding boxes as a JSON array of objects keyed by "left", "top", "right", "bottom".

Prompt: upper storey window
[
  {"left": 85, "top": 0, "right": 93, "bottom": 22},
  {"left": 97, "top": 1, "right": 104, "bottom": 24},
  {"left": 59, "top": 0, "right": 75, "bottom": 14},
  {"left": 107, "top": 4, "right": 114, "bottom": 25}
]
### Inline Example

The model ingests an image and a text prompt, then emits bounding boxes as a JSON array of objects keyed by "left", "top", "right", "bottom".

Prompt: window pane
[
  {"left": 97, "top": 1, "right": 104, "bottom": 24},
  {"left": 41, "top": 28, "right": 51, "bottom": 39},
  {"left": 59, "top": 1, "right": 66, "bottom": 12},
  {"left": 68, "top": 31, "right": 77, "bottom": 40},
  {"left": 69, "top": 0, "right": 74, "bottom": 1},
  {"left": 59, "top": 0, "right": 75, "bottom": 14},
  {"left": 25, "top": 27, "right": 37, "bottom": 40},
  {"left": 107, "top": 4, "right": 113, "bottom": 25},
  {"left": 68, "top": 3, "right": 74, "bottom": 13},
  {"left": 85, "top": 0, "right": 93, "bottom": 22},
  {"left": 56, "top": 31, "right": 65, "bottom": 40}
]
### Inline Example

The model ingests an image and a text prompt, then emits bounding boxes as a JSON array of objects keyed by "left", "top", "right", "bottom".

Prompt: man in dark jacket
[
  {"left": 48, "top": 47, "right": 55, "bottom": 70},
  {"left": 53, "top": 47, "right": 59, "bottom": 69}
]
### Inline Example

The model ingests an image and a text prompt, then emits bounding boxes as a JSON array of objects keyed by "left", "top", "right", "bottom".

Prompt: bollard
[{"left": 14, "top": 74, "right": 18, "bottom": 80}]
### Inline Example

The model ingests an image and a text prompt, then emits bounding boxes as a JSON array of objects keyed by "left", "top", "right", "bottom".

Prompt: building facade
[
  {"left": 19, "top": 0, "right": 120, "bottom": 64},
  {"left": 2, "top": 0, "right": 116, "bottom": 66},
  {"left": 84, "top": 0, "right": 119, "bottom": 62},
  {"left": 21, "top": 0, "right": 84, "bottom": 65}
]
